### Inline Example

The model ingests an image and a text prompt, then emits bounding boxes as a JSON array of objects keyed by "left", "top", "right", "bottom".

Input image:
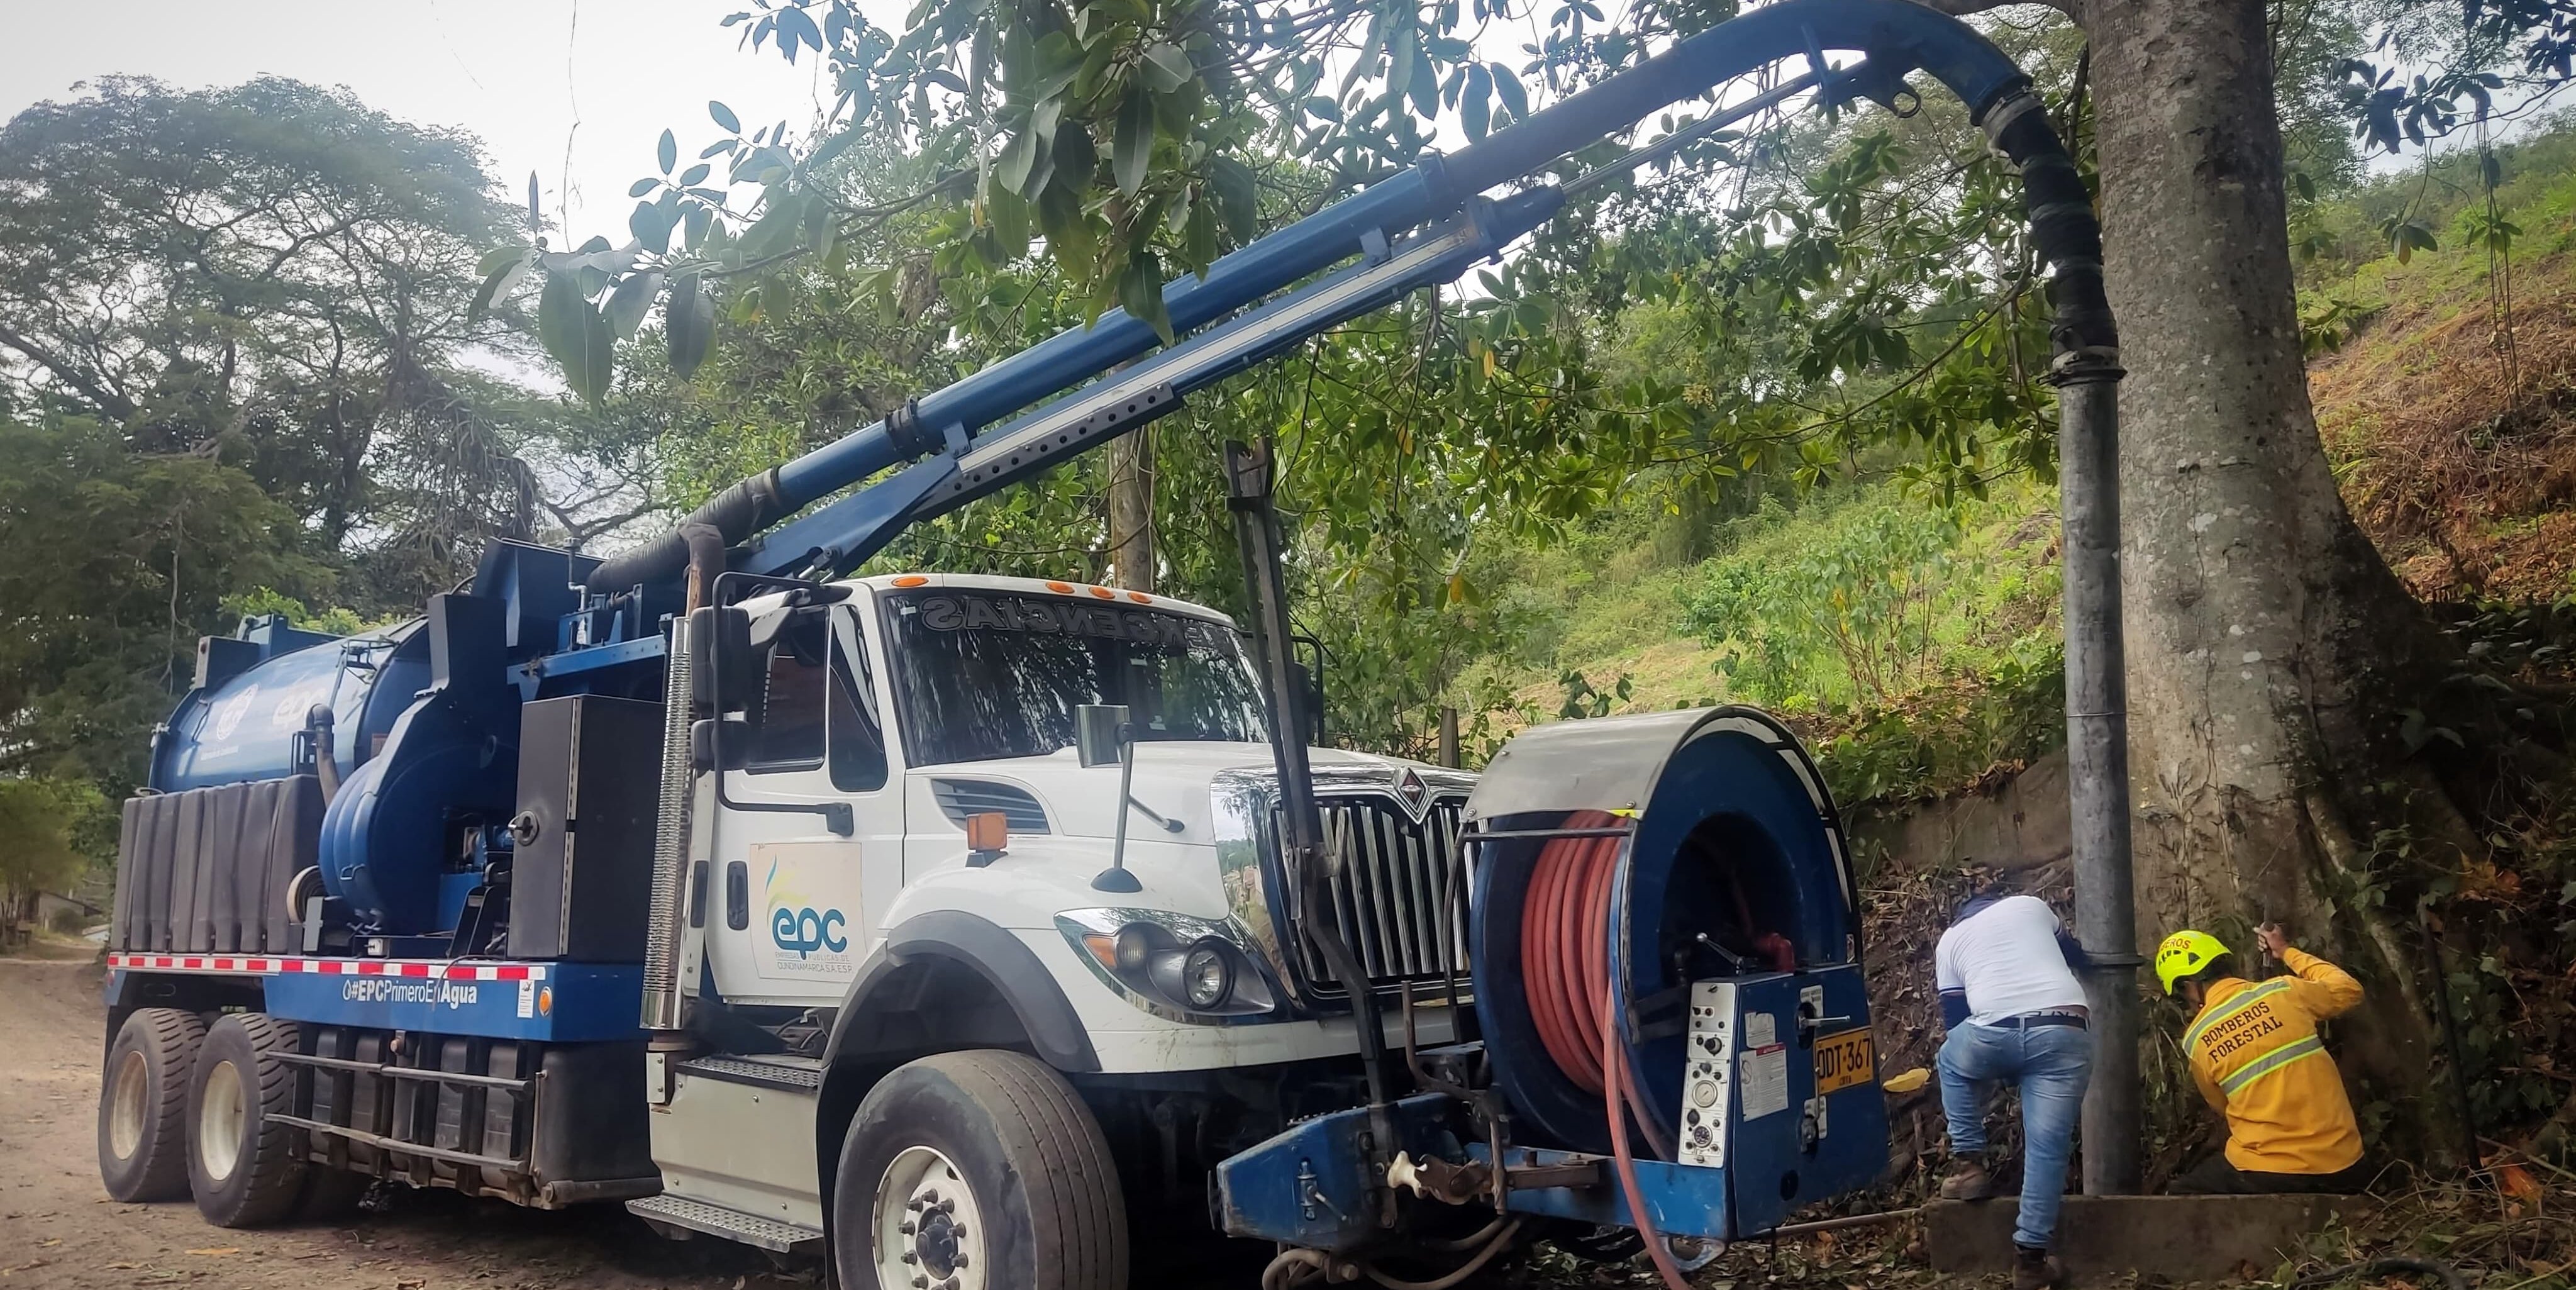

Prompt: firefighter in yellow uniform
[{"left": 2155, "top": 924, "right": 2374, "bottom": 1194}]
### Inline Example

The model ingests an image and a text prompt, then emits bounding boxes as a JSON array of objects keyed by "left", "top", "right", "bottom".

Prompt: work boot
[
  {"left": 2012, "top": 1245, "right": 2066, "bottom": 1290},
  {"left": 1938, "top": 1153, "right": 1996, "bottom": 1201}
]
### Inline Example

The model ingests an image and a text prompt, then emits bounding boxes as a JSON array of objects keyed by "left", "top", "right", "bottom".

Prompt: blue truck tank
[{"left": 150, "top": 616, "right": 431, "bottom": 794}]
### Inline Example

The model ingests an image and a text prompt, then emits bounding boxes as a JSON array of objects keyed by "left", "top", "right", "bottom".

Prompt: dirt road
[{"left": 0, "top": 959, "right": 808, "bottom": 1290}]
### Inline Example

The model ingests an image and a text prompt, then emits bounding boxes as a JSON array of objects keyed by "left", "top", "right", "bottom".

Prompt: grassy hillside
[
  {"left": 1443, "top": 125, "right": 2576, "bottom": 809},
  {"left": 2309, "top": 165, "right": 2576, "bottom": 602}
]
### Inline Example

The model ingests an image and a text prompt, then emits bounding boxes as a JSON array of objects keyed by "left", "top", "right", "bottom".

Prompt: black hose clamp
[{"left": 885, "top": 396, "right": 937, "bottom": 458}]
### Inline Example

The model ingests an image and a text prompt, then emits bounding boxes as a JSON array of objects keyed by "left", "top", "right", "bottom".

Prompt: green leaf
[
  {"left": 1491, "top": 64, "right": 1528, "bottom": 118},
  {"left": 1113, "top": 87, "right": 1155, "bottom": 198},
  {"left": 775, "top": 5, "right": 822, "bottom": 60},
  {"left": 680, "top": 162, "right": 713, "bottom": 187},
  {"left": 477, "top": 244, "right": 528, "bottom": 277},
  {"left": 630, "top": 199, "right": 674, "bottom": 253},
  {"left": 536, "top": 270, "right": 614, "bottom": 405},
  {"left": 1384, "top": 23, "right": 1418, "bottom": 101},
  {"left": 1118, "top": 250, "right": 1175, "bottom": 345},
  {"left": 1407, "top": 47, "right": 1441, "bottom": 118},
  {"left": 628, "top": 177, "right": 657, "bottom": 199},
  {"left": 807, "top": 127, "right": 859, "bottom": 172},
  {"left": 803, "top": 189, "right": 836, "bottom": 256},
  {"left": 997, "top": 97, "right": 1061, "bottom": 197},
  {"left": 526, "top": 172, "right": 543, "bottom": 231},
  {"left": 709, "top": 100, "right": 741, "bottom": 133},
  {"left": 606, "top": 270, "right": 663, "bottom": 341},
  {"left": 657, "top": 129, "right": 677, "bottom": 175},
  {"left": 996, "top": 128, "right": 1043, "bottom": 198},
  {"left": 1184, "top": 194, "right": 1218, "bottom": 267},
  {"left": 1209, "top": 155, "right": 1258, "bottom": 243},
  {"left": 667, "top": 274, "right": 715, "bottom": 379},
  {"left": 1143, "top": 42, "right": 1194, "bottom": 93},
  {"left": 740, "top": 189, "right": 811, "bottom": 261},
  {"left": 467, "top": 252, "right": 526, "bottom": 325},
  {"left": 1462, "top": 63, "right": 1492, "bottom": 139}
]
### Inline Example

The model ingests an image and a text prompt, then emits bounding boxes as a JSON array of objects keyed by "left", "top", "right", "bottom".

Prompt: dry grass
[{"left": 2312, "top": 250, "right": 2576, "bottom": 603}]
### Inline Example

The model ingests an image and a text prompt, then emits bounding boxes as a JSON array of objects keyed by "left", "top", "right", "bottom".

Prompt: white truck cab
[{"left": 640, "top": 572, "right": 1476, "bottom": 1275}]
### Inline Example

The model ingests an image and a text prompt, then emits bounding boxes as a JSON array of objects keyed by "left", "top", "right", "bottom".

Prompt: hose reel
[{"left": 1465, "top": 706, "right": 1858, "bottom": 1158}]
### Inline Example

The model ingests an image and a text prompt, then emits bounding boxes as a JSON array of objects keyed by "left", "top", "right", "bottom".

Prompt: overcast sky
[{"left": 0, "top": 0, "right": 887, "bottom": 243}]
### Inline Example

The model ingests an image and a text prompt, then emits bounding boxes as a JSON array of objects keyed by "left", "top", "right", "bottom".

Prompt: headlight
[
  {"left": 1058, "top": 910, "right": 1275, "bottom": 1019},
  {"left": 1181, "top": 943, "right": 1234, "bottom": 1009}
]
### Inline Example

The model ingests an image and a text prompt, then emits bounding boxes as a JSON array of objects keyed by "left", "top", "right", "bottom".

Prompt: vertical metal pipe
[
  {"left": 1226, "top": 440, "right": 1401, "bottom": 1186},
  {"left": 1439, "top": 706, "right": 1461, "bottom": 769},
  {"left": 640, "top": 609, "right": 696, "bottom": 1035},
  {"left": 2054, "top": 359, "right": 2140, "bottom": 1194},
  {"left": 641, "top": 526, "right": 724, "bottom": 1037}
]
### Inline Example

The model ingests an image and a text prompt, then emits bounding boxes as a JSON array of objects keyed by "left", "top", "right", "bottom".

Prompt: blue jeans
[{"left": 1937, "top": 1021, "right": 2093, "bottom": 1250}]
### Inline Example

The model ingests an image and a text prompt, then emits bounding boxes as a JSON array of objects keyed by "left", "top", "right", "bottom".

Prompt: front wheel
[{"left": 831, "top": 1050, "right": 1127, "bottom": 1290}]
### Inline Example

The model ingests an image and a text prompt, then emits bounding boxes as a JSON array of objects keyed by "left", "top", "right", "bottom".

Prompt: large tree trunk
[
  {"left": 1104, "top": 426, "right": 1157, "bottom": 593},
  {"left": 2079, "top": 0, "right": 2460, "bottom": 1154}
]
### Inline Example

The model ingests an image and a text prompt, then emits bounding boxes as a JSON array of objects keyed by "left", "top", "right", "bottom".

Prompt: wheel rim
[
  {"left": 108, "top": 1049, "right": 148, "bottom": 1160},
  {"left": 871, "top": 1145, "right": 987, "bottom": 1290},
  {"left": 197, "top": 1059, "right": 245, "bottom": 1184}
]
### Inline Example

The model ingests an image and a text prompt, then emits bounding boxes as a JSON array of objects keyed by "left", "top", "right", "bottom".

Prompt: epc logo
[{"left": 772, "top": 906, "right": 849, "bottom": 957}]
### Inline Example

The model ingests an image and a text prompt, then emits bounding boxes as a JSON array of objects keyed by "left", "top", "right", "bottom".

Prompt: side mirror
[
  {"left": 688, "top": 606, "right": 757, "bottom": 715},
  {"left": 1289, "top": 661, "right": 1324, "bottom": 748},
  {"left": 1075, "top": 704, "right": 1130, "bottom": 769},
  {"left": 1291, "top": 633, "right": 1328, "bottom": 747}
]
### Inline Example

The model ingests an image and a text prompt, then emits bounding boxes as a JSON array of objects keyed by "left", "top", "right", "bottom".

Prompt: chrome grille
[{"left": 1281, "top": 796, "right": 1472, "bottom": 994}]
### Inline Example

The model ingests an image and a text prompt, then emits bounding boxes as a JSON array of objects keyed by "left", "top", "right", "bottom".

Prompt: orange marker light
[
  {"left": 965, "top": 811, "right": 1009, "bottom": 853},
  {"left": 1081, "top": 933, "right": 1119, "bottom": 972},
  {"left": 891, "top": 575, "right": 930, "bottom": 587},
  {"left": 1088, "top": 586, "right": 1116, "bottom": 599},
  {"left": 1046, "top": 581, "right": 1075, "bottom": 594},
  {"left": 1126, "top": 591, "right": 1152, "bottom": 604}
]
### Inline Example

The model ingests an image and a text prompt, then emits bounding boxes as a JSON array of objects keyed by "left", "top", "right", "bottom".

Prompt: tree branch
[
  {"left": 1906, "top": 0, "right": 2076, "bottom": 21},
  {"left": 0, "top": 318, "right": 140, "bottom": 421}
]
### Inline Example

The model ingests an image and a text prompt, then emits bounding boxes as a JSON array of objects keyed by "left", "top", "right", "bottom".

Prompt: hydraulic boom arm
[{"left": 577, "top": 0, "right": 2109, "bottom": 595}]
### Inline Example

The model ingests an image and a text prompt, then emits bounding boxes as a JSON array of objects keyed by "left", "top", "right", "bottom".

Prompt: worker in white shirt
[{"left": 1935, "top": 882, "right": 2095, "bottom": 1290}]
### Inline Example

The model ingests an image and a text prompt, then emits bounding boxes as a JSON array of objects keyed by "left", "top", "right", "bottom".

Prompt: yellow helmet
[{"left": 2155, "top": 930, "right": 2230, "bottom": 995}]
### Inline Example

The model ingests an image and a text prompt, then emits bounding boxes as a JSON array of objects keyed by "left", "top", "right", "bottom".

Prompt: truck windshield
[{"left": 880, "top": 589, "right": 1272, "bottom": 765}]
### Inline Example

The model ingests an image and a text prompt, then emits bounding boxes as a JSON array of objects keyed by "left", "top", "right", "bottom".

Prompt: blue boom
[{"left": 579, "top": 0, "right": 2107, "bottom": 598}]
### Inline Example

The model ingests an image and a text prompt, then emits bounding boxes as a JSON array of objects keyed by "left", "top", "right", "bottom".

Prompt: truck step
[
  {"left": 628, "top": 1193, "right": 825, "bottom": 1254},
  {"left": 675, "top": 1054, "right": 823, "bottom": 1091}
]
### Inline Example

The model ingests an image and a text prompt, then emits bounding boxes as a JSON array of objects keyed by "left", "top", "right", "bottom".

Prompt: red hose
[{"left": 1521, "top": 812, "right": 1690, "bottom": 1290}]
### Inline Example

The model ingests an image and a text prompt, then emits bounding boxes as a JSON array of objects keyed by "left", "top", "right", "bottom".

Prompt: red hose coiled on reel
[{"left": 1519, "top": 811, "right": 1690, "bottom": 1290}]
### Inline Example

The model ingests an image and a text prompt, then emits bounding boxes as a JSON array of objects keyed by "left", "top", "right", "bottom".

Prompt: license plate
[{"left": 1814, "top": 1027, "right": 1875, "bottom": 1094}]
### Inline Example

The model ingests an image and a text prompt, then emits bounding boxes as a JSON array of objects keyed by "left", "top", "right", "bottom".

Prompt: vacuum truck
[{"left": 94, "top": 3, "right": 2117, "bottom": 1285}]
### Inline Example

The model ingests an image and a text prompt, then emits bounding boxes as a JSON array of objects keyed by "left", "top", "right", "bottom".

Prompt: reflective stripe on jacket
[{"left": 2184, "top": 948, "right": 2366, "bottom": 1176}]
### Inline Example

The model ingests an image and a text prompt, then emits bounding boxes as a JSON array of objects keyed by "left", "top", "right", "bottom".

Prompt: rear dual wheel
[
  {"left": 187, "top": 1013, "right": 310, "bottom": 1227},
  {"left": 831, "top": 1050, "right": 1127, "bottom": 1290},
  {"left": 97, "top": 1008, "right": 206, "bottom": 1202}
]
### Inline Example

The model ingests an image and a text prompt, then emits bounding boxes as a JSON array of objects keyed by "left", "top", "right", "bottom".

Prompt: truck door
[{"left": 701, "top": 601, "right": 905, "bottom": 1008}]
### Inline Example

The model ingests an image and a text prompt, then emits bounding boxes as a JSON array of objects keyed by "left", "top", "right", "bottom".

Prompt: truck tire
[
  {"left": 97, "top": 1008, "right": 206, "bottom": 1202},
  {"left": 187, "top": 1013, "right": 309, "bottom": 1227},
  {"left": 831, "top": 1050, "right": 1127, "bottom": 1290}
]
